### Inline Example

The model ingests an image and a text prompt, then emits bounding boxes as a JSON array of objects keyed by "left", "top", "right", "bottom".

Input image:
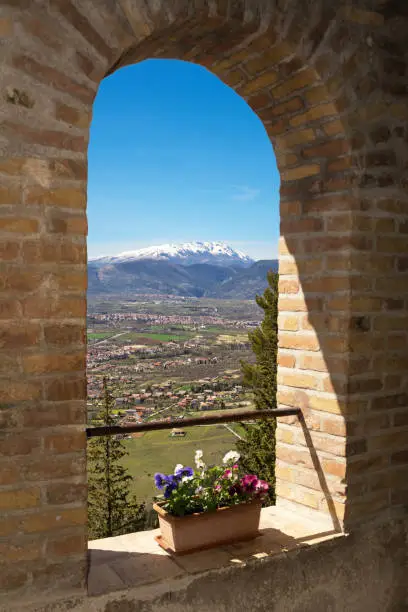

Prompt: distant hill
[{"left": 87, "top": 258, "right": 278, "bottom": 299}]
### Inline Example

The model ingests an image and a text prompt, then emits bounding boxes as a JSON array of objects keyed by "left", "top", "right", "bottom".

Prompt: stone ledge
[{"left": 87, "top": 503, "right": 343, "bottom": 598}]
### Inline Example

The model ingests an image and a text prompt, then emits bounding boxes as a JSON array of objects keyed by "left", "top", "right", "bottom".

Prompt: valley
[{"left": 87, "top": 294, "right": 263, "bottom": 506}]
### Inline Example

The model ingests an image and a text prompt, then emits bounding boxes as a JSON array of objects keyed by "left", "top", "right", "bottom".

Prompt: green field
[
  {"left": 118, "top": 331, "right": 193, "bottom": 343},
  {"left": 121, "top": 425, "right": 239, "bottom": 503},
  {"left": 87, "top": 332, "right": 115, "bottom": 340}
]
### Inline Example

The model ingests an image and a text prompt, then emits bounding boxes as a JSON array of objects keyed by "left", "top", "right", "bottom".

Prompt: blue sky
[{"left": 87, "top": 59, "right": 280, "bottom": 261}]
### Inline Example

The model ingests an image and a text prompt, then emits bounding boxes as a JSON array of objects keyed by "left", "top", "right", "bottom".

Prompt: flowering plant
[{"left": 154, "top": 449, "right": 269, "bottom": 517}]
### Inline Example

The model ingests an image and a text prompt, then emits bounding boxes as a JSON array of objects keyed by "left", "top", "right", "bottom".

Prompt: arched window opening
[{"left": 86, "top": 59, "right": 280, "bottom": 539}]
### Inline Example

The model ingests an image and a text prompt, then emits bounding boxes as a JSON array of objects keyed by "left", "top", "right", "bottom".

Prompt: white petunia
[
  {"left": 223, "top": 450, "right": 240, "bottom": 465},
  {"left": 181, "top": 475, "right": 194, "bottom": 483},
  {"left": 174, "top": 463, "right": 184, "bottom": 475},
  {"left": 195, "top": 450, "right": 205, "bottom": 470}
]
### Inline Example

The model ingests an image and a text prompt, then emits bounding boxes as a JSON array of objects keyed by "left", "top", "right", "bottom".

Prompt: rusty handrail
[{"left": 86, "top": 407, "right": 301, "bottom": 438}]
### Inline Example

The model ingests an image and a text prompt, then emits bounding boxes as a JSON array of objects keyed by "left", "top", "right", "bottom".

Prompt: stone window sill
[{"left": 88, "top": 501, "right": 344, "bottom": 598}]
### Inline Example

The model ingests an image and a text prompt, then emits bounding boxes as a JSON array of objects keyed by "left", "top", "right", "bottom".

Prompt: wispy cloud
[{"left": 230, "top": 185, "right": 261, "bottom": 202}]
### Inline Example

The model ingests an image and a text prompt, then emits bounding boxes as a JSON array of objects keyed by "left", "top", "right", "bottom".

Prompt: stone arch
[{"left": 1, "top": 1, "right": 407, "bottom": 606}]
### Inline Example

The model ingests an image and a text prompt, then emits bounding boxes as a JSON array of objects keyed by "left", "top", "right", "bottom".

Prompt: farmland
[{"left": 87, "top": 294, "right": 262, "bottom": 510}]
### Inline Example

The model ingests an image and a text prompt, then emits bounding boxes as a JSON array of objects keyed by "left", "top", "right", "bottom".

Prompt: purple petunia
[
  {"left": 154, "top": 473, "right": 166, "bottom": 490},
  {"left": 174, "top": 465, "right": 194, "bottom": 479},
  {"left": 163, "top": 474, "right": 179, "bottom": 498}
]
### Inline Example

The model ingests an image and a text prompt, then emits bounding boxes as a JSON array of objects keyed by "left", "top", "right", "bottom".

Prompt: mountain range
[{"left": 88, "top": 241, "right": 277, "bottom": 299}]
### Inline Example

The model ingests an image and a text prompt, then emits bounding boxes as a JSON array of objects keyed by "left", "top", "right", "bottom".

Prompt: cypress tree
[
  {"left": 88, "top": 377, "right": 146, "bottom": 539},
  {"left": 236, "top": 270, "right": 278, "bottom": 506}
]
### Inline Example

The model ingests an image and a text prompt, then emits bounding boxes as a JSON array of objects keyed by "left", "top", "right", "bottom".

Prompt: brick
[
  {"left": 21, "top": 401, "right": 85, "bottom": 428},
  {"left": 278, "top": 279, "right": 299, "bottom": 294},
  {"left": 306, "top": 432, "right": 346, "bottom": 456},
  {"left": 271, "top": 68, "right": 317, "bottom": 99},
  {"left": 369, "top": 431, "right": 408, "bottom": 452},
  {"left": 44, "top": 324, "right": 85, "bottom": 346},
  {"left": 46, "top": 482, "right": 87, "bottom": 505},
  {"left": 328, "top": 157, "right": 353, "bottom": 173},
  {"left": 25, "top": 187, "right": 86, "bottom": 209},
  {"left": 276, "top": 152, "right": 299, "bottom": 168},
  {"left": 0, "top": 186, "right": 21, "bottom": 205},
  {"left": 43, "top": 430, "right": 86, "bottom": 454},
  {"left": 321, "top": 458, "right": 346, "bottom": 478},
  {"left": 278, "top": 259, "right": 298, "bottom": 274},
  {"left": 377, "top": 236, "right": 407, "bottom": 254},
  {"left": 0, "top": 539, "right": 42, "bottom": 563},
  {"left": 246, "top": 91, "right": 271, "bottom": 110},
  {"left": 20, "top": 453, "right": 86, "bottom": 483},
  {"left": 278, "top": 315, "right": 299, "bottom": 331},
  {"left": 0, "top": 459, "right": 20, "bottom": 486},
  {"left": 303, "top": 139, "right": 349, "bottom": 159},
  {"left": 53, "top": 270, "right": 87, "bottom": 292},
  {"left": 22, "top": 296, "right": 86, "bottom": 318},
  {"left": 43, "top": 376, "right": 86, "bottom": 401},
  {"left": 261, "top": 97, "right": 303, "bottom": 121},
  {"left": 0, "top": 433, "right": 40, "bottom": 457},
  {"left": 300, "top": 489, "right": 321, "bottom": 510},
  {"left": 323, "top": 119, "right": 344, "bottom": 136},
  {"left": 275, "top": 463, "right": 294, "bottom": 482},
  {"left": 21, "top": 15, "right": 62, "bottom": 51},
  {"left": 46, "top": 532, "right": 86, "bottom": 557},
  {"left": 276, "top": 428, "right": 294, "bottom": 444},
  {"left": 55, "top": 102, "right": 90, "bottom": 128},
  {"left": 265, "top": 119, "right": 289, "bottom": 136},
  {"left": 276, "top": 444, "right": 312, "bottom": 468},
  {"left": 52, "top": 0, "right": 114, "bottom": 58},
  {"left": 277, "top": 353, "right": 296, "bottom": 368},
  {"left": 2, "top": 268, "right": 43, "bottom": 292},
  {"left": 278, "top": 296, "right": 310, "bottom": 312},
  {"left": 3, "top": 121, "right": 86, "bottom": 153},
  {"left": 13, "top": 55, "right": 96, "bottom": 104},
  {"left": 302, "top": 276, "right": 349, "bottom": 293},
  {"left": 0, "top": 217, "right": 39, "bottom": 234},
  {"left": 278, "top": 128, "right": 316, "bottom": 148},
  {"left": 244, "top": 43, "right": 291, "bottom": 74},
  {"left": 391, "top": 450, "right": 408, "bottom": 465},
  {"left": 279, "top": 333, "right": 319, "bottom": 351},
  {"left": 22, "top": 352, "right": 84, "bottom": 375},
  {"left": 0, "top": 564, "right": 29, "bottom": 591},
  {"left": 290, "top": 103, "right": 337, "bottom": 127},
  {"left": 278, "top": 371, "right": 320, "bottom": 390},
  {"left": 348, "top": 455, "right": 388, "bottom": 478},
  {"left": 49, "top": 158, "right": 87, "bottom": 180},
  {"left": 282, "top": 164, "right": 320, "bottom": 182},
  {"left": 0, "top": 379, "right": 42, "bottom": 402},
  {"left": 302, "top": 194, "right": 356, "bottom": 214},
  {"left": 309, "top": 395, "right": 344, "bottom": 415},
  {"left": 0, "top": 241, "right": 20, "bottom": 261},
  {"left": 320, "top": 416, "right": 347, "bottom": 437},
  {"left": 22, "top": 239, "right": 86, "bottom": 264},
  {"left": 341, "top": 6, "right": 384, "bottom": 26},
  {"left": 21, "top": 507, "right": 87, "bottom": 534},
  {"left": 241, "top": 71, "right": 279, "bottom": 96},
  {"left": 0, "top": 487, "right": 41, "bottom": 511},
  {"left": 299, "top": 354, "right": 327, "bottom": 372},
  {"left": 0, "top": 17, "right": 13, "bottom": 36},
  {"left": 305, "top": 85, "right": 328, "bottom": 105},
  {"left": 30, "top": 557, "right": 87, "bottom": 593},
  {"left": 76, "top": 51, "right": 99, "bottom": 81},
  {"left": 280, "top": 217, "right": 323, "bottom": 234}
]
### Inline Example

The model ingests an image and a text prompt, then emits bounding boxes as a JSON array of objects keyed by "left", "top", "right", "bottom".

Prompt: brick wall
[{"left": 0, "top": 0, "right": 407, "bottom": 606}]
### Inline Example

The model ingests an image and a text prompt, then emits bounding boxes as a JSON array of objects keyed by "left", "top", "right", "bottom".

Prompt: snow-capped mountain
[{"left": 90, "top": 241, "right": 254, "bottom": 268}]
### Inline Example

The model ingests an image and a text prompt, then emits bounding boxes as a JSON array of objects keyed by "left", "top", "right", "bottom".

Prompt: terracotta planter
[{"left": 153, "top": 500, "right": 262, "bottom": 554}]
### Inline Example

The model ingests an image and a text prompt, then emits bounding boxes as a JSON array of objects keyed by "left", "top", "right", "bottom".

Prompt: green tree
[
  {"left": 236, "top": 270, "right": 278, "bottom": 506},
  {"left": 88, "top": 377, "right": 146, "bottom": 539}
]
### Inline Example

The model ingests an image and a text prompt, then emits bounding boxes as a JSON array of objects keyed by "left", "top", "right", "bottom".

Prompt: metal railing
[{"left": 86, "top": 407, "right": 301, "bottom": 438}]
